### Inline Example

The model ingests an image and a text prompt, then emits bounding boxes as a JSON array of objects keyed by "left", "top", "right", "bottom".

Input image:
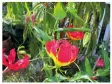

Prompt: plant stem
[
  {"left": 74, "top": 62, "right": 81, "bottom": 72},
  {"left": 3, "top": 67, "right": 9, "bottom": 74},
  {"left": 92, "top": 56, "right": 101, "bottom": 71}
]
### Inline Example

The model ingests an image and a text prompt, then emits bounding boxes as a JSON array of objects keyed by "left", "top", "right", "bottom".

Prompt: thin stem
[
  {"left": 73, "top": 62, "right": 81, "bottom": 72},
  {"left": 30, "top": 57, "right": 49, "bottom": 62},
  {"left": 3, "top": 67, "right": 9, "bottom": 74},
  {"left": 92, "top": 56, "right": 101, "bottom": 71}
]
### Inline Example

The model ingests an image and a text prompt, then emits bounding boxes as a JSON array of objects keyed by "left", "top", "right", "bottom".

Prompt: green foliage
[
  {"left": 53, "top": 2, "right": 66, "bottom": 20},
  {"left": 99, "top": 42, "right": 110, "bottom": 69},
  {"left": 55, "top": 27, "right": 91, "bottom": 32},
  {"left": 2, "top": 2, "right": 110, "bottom": 82},
  {"left": 33, "top": 26, "right": 52, "bottom": 42},
  {"left": 83, "top": 32, "right": 91, "bottom": 47},
  {"left": 85, "top": 58, "right": 93, "bottom": 78}
]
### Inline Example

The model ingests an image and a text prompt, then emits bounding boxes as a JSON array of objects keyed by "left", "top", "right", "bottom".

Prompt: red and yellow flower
[
  {"left": 66, "top": 24, "right": 84, "bottom": 40},
  {"left": 45, "top": 39, "right": 79, "bottom": 66},
  {"left": 3, "top": 49, "right": 30, "bottom": 71}
]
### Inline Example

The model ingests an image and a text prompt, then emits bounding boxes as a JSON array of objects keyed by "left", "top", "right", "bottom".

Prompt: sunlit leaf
[
  {"left": 53, "top": 2, "right": 66, "bottom": 20},
  {"left": 83, "top": 32, "right": 91, "bottom": 47}
]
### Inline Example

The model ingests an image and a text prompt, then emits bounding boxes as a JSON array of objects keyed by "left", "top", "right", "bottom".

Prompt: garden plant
[{"left": 2, "top": 2, "right": 110, "bottom": 82}]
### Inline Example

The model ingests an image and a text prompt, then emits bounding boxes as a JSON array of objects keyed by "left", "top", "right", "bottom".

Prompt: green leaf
[
  {"left": 69, "top": 72, "right": 93, "bottom": 82},
  {"left": 55, "top": 27, "right": 91, "bottom": 32},
  {"left": 100, "top": 47, "right": 110, "bottom": 69},
  {"left": 44, "top": 73, "right": 67, "bottom": 82},
  {"left": 96, "top": 68, "right": 109, "bottom": 77},
  {"left": 33, "top": 26, "right": 52, "bottom": 42},
  {"left": 53, "top": 2, "right": 66, "bottom": 20},
  {"left": 83, "top": 32, "right": 91, "bottom": 47},
  {"left": 85, "top": 58, "right": 93, "bottom": 78},
  {"left": 66, "top": 2, "right": 83, "bottom": 22},
  {"left": 66, "top": 2, "right": 77, "bottom": 16}
]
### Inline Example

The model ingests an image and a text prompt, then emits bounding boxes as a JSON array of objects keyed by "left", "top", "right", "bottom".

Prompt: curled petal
[
  {"left": 3, "top": 55, "right": 8, "bottom": 66},
  {"left": 8, "top": 49, "right": 16, "bottom": 64},
  {"left": 8, "top": 55, "right": 30, "bottom": 71},
  {"left": 46, "top": 40, "right": 79, "bottom": 66},
  {"left": 57, "top": 41, "right": 78, "bottom": 66},
  {"left": 66, "top": 24, "right": 84, "bottom": 40},
  {"left": 2, "top": 48, "right": 8, "bottom": 66},
  {"left": 20, "top": 55, "right": 30, "bottom": 69},
  {"left": 45, "top": 40, "right": 56, "bottom": 54},
  {"left": 67, "top": 31, "right": 84, "bottom": 40}
]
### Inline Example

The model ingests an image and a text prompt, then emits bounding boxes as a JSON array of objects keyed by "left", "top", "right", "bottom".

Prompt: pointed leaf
[
  {"left": 85, "top": 58, "right": 93, "bottom": 78},
  {"left": 53, "top": 2, "right": 66, "bottom": 20}
]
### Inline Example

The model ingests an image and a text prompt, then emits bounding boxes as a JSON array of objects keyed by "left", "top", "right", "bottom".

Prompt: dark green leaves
[
  {"left": 85, "top": 58, "right": 93, "bottom": 78},
  {"left": 53, "top": 2, "right": 66, "bottom": 20}
]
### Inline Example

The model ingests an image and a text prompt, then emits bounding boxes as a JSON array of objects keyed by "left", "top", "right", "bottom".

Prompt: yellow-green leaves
[
  {"left": 83, "top": 32, "right": 91, "bottom": 47},
  {"left": 53, "top": 3, "right": 66, "bottom": 20}
]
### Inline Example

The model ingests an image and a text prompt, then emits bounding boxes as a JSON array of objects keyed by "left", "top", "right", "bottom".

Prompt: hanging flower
[
  {"left": 66, "top": 24, "right": 84, "bottom": 40},
  {"left": 2, "top": 49, "right": 30, "bottom": 71},
  {"left": 96, "top": 58, "right": 104, "bottom": 67},
  {"left": 25, "top": 12, "right": 30, "bottom": 24},
  {"left": 45, "top": 39, "right": 79, "bottom": 66},
  {"left": 31, "top": 13, "right": 36, "bottom": 26}
]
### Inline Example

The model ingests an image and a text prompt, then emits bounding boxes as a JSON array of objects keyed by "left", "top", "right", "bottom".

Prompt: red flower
[
  {"left": 96, "top": 58, "right": 104, "bottom": 67},
  {"left": 2, "top": 49, "right": 30, "bottom": 71},
  {"left": 45, "top": 40, "right": 79, "bottom": 66},
  {"left": 66, "top": 24, "right": 84, "bottom": 40}
]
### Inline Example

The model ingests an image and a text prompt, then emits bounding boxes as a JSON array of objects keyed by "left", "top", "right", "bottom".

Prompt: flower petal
[
  {"left": 45, "top": 40, "right": 56, "bottom": 54},
  {"left": 47, "top": 40, "right": 79, "bottom": 66},
  {"left": 2, "top": 49, "right": 8, "bottom": 66},
  {"left": 96, "top": 58, "right": 104, "bottom": 67},
  {"left": 8, "top": 55, "right": 30, "bottom": 71},
  {"left": 3, "top": 55, "right": 8, "bottom": 66},
  {"left": 20, "top": 55, "right": 30, "bottom": 69},
  {"left": 67, "top": 31, "right": 84, "bottom": 40},
  {"left": 57, "top": 41, "right": 79, "bottom": 66},
  {"left": 8, "top": 49, "right": 16, "bottom": 64}
]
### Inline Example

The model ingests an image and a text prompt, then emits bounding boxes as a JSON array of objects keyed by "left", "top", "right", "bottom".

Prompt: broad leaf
[{"left": 53, "top": 2, "right": 66, "bottom": 20}]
